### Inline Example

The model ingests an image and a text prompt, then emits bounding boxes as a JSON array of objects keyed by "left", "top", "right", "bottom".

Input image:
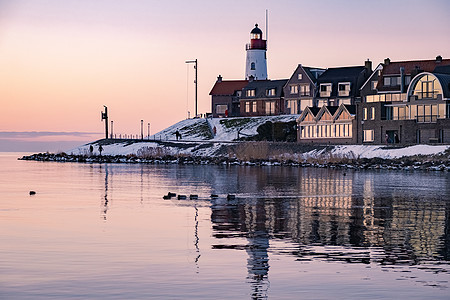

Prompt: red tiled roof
[
  {"left": 382, "top": 59, "right": 450, "bottom": 75},
  {"left": 209, "top": 80, "right": 249, "bottom": 95}
]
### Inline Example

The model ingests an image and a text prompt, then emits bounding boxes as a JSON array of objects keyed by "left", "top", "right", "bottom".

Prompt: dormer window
[
  {"left": 384, "top": 76, "right": 401, "bottom": 86},
  {"left": 320, "top": 83, "right": 332, "bottom": 97},
  {"left": 338, "top": 82, "right": 350, "bottom": 96},
  {"left": 246, "top": 89, "right": 256, "bottom": 97},
  {"left": 266, "top": 88, "right": 276, "bottom": 96}
]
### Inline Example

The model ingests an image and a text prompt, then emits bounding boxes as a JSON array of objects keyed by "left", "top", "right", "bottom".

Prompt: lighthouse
[{"left": 245, "top": 24, "right": 268, "bottom": 80}]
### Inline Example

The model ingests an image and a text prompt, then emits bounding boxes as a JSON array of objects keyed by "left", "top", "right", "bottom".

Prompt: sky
[{"left": 1, "top": 0, "right": 449, "bottom": 152}]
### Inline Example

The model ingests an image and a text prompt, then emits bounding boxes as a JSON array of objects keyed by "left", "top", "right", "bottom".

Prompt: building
[
  {"left": 240, "top": 79, "right": 288, "bottom": 116},
  {"left": 297, "top": 104, "right": 357, "bottom": 144},
  {"left": 315, "top": 61, "right": 372, "bottom": 107},
  {"left": 245, "top": 24, "right": 268, "bottom": 80},
  {"left": 283, "top": 64, "right": 325, "bottom": 115},
  {"left": 358, "top": 56, "right": 450, "bottom": 144},
  {"left": 209, "top": 75, "right": 248, "bottom": 117}
]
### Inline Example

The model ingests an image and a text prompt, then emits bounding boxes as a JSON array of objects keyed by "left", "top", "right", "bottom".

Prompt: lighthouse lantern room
[{"left": 245, "top": 24, "right": 268, "bottom": 80}]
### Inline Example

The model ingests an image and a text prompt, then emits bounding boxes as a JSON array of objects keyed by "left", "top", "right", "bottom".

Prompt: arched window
[
  {"left": 250, "top": 62, "right": 255, "bottom": 70},
  {"left": 411, "top": 74, "right": 443, "bottom": 100}
]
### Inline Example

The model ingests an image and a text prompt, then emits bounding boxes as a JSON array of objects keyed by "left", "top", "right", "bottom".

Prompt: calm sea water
[{"left": 0, "top": 152, "right": 449, "bottom": 299}]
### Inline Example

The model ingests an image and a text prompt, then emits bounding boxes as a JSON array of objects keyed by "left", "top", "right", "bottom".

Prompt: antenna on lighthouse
[{"left": 265, "top": 9, "right": 268, "bottom": 47}]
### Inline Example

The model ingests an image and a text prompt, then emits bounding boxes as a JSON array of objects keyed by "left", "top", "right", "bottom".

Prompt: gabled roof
[
  {"left": 241, "top": 79, "right": 288, "bottom": 99},
  {"left": 297, "top": 106, "right": 321, "bottom": 123},
  {"left": 317, "top": 105, "right": 338, "bottom": 122},
  {"left": 334, "top": 104, "right": 356, "bottom": 121},
  {"left": 209, "top": 80, "right": 249, "bottom": 95},
  {"left": 360, "top": 63, "right": 383, "bottom": 91}
]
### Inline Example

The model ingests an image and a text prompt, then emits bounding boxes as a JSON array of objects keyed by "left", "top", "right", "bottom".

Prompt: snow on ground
[
  {"left": 326, "top": 144, "right": 450, "bottom": 159},
  {"left": 67, "top": 117, "right": 449, "bottom": 159}
]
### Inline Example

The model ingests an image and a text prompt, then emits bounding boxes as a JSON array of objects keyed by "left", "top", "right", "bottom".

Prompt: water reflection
[{"left": 204, "top": 167, "right": 450, "bottom": 297}]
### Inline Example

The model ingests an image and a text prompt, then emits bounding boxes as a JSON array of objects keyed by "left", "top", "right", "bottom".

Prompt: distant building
[
  {"left": 315, "top": 61, "right": 372, "bottom": 107},
  {"left": 245, "top": 24, "right": 268, "bottom": 80},
  {"left": 283, "top": 64, "right": 325, "bottom": 114},
  {"left": 209, "top": 75, "right": 248, "bottom": 117},
  {"left": 358, "top": 56, "right": 450, "bottom": 144},
  {"left": 297, "top": 104, "right": 357, "bottom": 144},
  {"left": 240, "top": 78, "right": 288, "bottom": 116}
]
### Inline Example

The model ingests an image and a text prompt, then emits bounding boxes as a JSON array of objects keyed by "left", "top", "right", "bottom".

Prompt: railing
[{"left": 416, "top": 115, "right": 438, "bottom": 123}]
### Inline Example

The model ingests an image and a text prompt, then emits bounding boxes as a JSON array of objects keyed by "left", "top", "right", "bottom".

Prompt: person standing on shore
[{"left": 98, "top": 145, "right": 103, "bottom": 156}]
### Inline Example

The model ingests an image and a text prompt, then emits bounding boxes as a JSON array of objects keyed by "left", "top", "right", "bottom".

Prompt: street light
[
  {"left": 147, "top": 123, "right": 150, "bottom": 140},
  {"left": 140, "top": 120, "right": 144, "bottom": 140},
  {"left": 101, "top": 106, "right": 108, "bottom": 139},
  {"left": 185, "top": 59, "right": 198, "bottom": 117}
]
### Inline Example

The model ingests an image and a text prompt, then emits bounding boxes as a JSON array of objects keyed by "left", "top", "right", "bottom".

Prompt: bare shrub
[
  {"left": 137, "top": 146, "right": 170, "bottom": 159},
  {"left": 232, "top": 141, "right": 270, "bottom": 161}
]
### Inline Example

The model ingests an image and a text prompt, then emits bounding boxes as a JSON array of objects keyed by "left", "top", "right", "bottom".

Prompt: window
[
  {"left": 300, "top": 84, "right": 310, "bottom": 96},
  {"left": 216, "top": 105, "right": 227, "bottom": 114},
  {"left": 300, "top": 99, "right": 313, "bottom": 112},
  {"left": 265, "top": 101, "right": 275, "bottom": 115},
  {"left": 290, "top": 85, "right": 298, "bottom": 94},
  {"left": 363, "top": 107, "right": 368, "bottom": 120},
  {"left": 298, "top": 74, "right": 302, "bottom": 80},
  {"left": 338, "top": 83, "right": 350, "bottom": 96},
  {"left": 405, "top": 75, "right": 411, "bottom": 86},
  {"left": 266, "top": 88, "right": 276, "bottom": 96},
  {"left": 245, "top": 102, "right": 250, "bottom": 113},
  {"left": 246, "top": 89, "right": 255, "bottom": 97},
  {"left": 363, "top": 130, "right": 374, "bottom": 142},
  {"left": 370, "top": 107, "right": 375, "bottom": 120},
  {"left": 384, "top": 77, "right": 391, "bottom": 86},
  {"left": 371, "top": 81, "right": 377, "bottom": 90},
  {"left": 250, "top": 62, "right": 255, "bottom": 70},
  {"left": 252, "top": 101, "right": 257, "bottom": 112},
  {"left": 412, "top": 74, "right": 443, "bottom": 100},
  {"left": 320, "top": 84, "right": 332, "bottom": 97},
  {"left": 287, "top": 100, "right": 297, "bottom": 114}
]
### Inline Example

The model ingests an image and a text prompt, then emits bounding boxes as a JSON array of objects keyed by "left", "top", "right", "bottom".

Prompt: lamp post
[
  {"left": 147, "top": 123, "right": 150, "bottom": 140},
  {"left": 101, "top": 106, "right": 108, "bottom": 139},
  {"left": 140, "top": 120, "right": 144, "bottom": 140},
  {"left": 110, "top": 120, "right": 114, "bottom": 139},
  {"left": 185, "top": 59, "right": 198, "bottom": 117}
]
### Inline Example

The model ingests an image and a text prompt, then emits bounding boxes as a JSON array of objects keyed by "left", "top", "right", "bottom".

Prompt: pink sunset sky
[{"left": 1, "top": 0, "right": 449, "bottom": 151}]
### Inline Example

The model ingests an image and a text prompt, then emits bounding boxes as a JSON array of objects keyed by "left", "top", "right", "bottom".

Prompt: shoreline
[{"left": 18, "top": 151, "right": 450, "bottom": 172}]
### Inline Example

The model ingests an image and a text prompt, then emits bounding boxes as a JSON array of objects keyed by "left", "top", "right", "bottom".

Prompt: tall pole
[
  {"left": 186, "top": 59, "right": 198, "bottom": 117},
  {"left": 110, "top": 120, "right": 114, "bottom": 139},
  {"left": 140, "top": 120, "right": 143, "bottom": 140},
  {"left": 101, "top": 106, "right": 108, "bottom": 139},
  {"left": 147, "top": 122, "right": 150, "bottom": 140}
]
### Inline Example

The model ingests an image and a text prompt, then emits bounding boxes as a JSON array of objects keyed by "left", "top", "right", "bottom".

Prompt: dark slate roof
[
  {"left": 434, "top": 73, "right": 450, "bottom": 98},
  {"left": 316, "top": 66, "right": 367, "bottom": 98},
  {"left": 327, "top": 106, "right": 339, "bottom": 115},
  {"left": 209, "top": 80, "right": 249, "bottom": 95},
  {"left": 241, "top": 79, "right": 288, "bottom": 100},
  {"left": 434, "top": 65, "right": 450, "bottom": 75},
  {"left": 308, "top": 107, "right": 321, "bottom": 117},
  {"left": 251, "top": 24, "right": 262, "bottom": 35},
  {"left": 343, "top": 104, "right": 356, "bottom": 115},
  {"left": 303, "top": 67, "right": 324, "bottom": 83}
]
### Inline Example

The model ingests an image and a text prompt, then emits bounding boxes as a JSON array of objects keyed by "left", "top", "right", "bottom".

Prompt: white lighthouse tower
[{"left": 245, "top": 24, "right": 268, "bottom": 80}]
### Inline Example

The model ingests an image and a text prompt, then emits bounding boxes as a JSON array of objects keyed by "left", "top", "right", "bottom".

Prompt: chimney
[
  {"left": 436, "top": 55, "right": 443, "bottom": 63},
  {"left": 217, "top": 75, "right": 223, "bottom": 82},
  {"left": 365, "top": 59, "right": 372, "bottom": 73},
  {"left": 384, "top": 58, "right": 390, "bottom": 65},
  {"left": 400, "top": 67, "right": 405, "bottom": 93}
]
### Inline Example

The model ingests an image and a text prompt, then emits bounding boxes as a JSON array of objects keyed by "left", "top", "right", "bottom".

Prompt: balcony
[{"left": 416, "top": 115, "right": 438, "bottom": 123}]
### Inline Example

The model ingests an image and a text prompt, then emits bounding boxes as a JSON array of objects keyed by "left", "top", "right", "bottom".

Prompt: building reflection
[{"left": 209, "top": 167, "right": 449, "bottom": 298}]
